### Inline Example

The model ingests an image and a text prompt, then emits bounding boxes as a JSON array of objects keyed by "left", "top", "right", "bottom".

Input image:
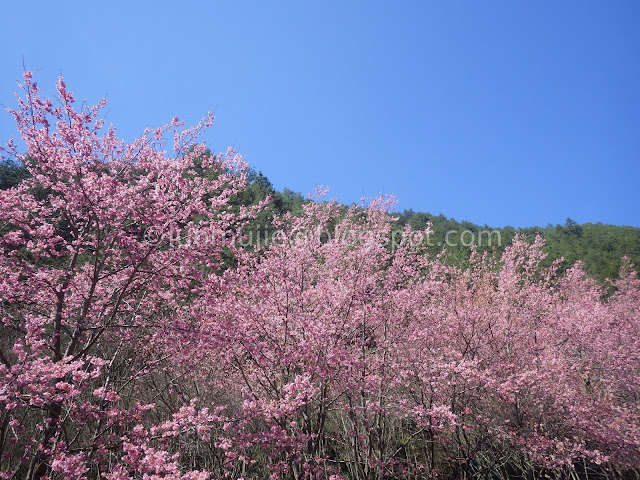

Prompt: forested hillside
[
  {"left": 395, "top": 209, "right": 640, "bottom": 283},
  {"left": 3, "top": 158, "right": 639, "bottom": 284},
  {"left": 176, "top": 165, "right": 640, "bottom": 283}
]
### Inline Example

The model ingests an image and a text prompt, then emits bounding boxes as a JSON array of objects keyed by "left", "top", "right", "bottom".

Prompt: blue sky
[{"left": 1, "top": 1, "right": 638, "bottom": 227}]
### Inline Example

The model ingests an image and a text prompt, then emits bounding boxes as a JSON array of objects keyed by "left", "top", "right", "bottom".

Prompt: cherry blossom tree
[
  {"left": 0, "top": 72, "right": 250, "bottom": 479},
  {"left": 399, "top": 238, "right": 640, "bottom": 477},
  {"left": 186, "top": 195, "right": 437, "bottom": 479}
]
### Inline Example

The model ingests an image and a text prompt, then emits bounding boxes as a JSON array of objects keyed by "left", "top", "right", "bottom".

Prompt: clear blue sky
[{"left": 1, "top": 1, "right": 639, "bottom": 227}]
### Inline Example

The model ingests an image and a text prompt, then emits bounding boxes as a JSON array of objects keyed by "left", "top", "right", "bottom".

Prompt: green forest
[{"left": 2, "top": 158, "right": 638, "bottom": 284}]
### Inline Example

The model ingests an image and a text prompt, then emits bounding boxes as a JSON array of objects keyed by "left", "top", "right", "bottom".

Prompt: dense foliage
[
  {"left": 4, "top": 155, "right": 639, "bottom": 284},
  {"left": 1, "top": 75, "right": 639, "bottom": 480},
  {"left": 394, "top": 212, "right": 640, "bottom": 284}
]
